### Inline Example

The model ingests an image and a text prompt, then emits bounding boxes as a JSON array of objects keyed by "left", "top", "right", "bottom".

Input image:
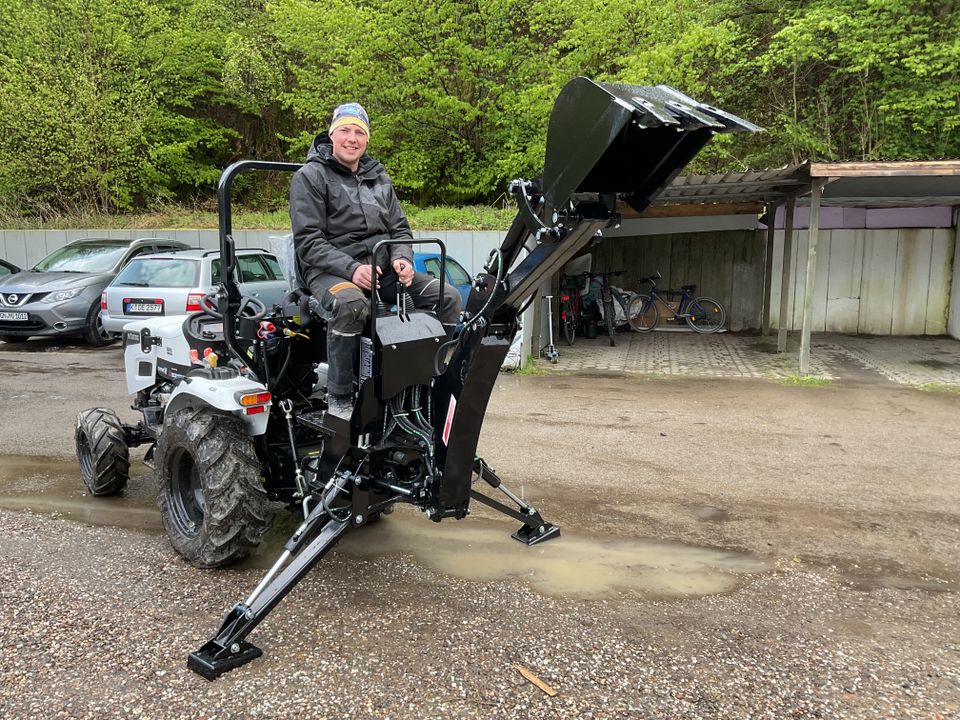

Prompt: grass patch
[
  {"left": 780, "top": 373, "right": 832, "bottom": 387},
  {"left": 0, "top": 203, "right": 514, "bottom": 231},
  {"left": 915, "top": 382, "right": 960, "bottom": 394},
  {"left": 510, "top": 355, "right": 550, "bottom": 376}
]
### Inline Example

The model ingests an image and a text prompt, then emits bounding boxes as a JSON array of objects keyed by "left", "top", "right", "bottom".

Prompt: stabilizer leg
[
  {"left": 188, "top": 505, "right": 351, "bottom": 680},
  {"left": 470, "top": 458, "right": 560, "bottom": 546}
]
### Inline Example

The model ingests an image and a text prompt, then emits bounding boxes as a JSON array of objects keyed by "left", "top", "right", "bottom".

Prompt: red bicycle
[{"left": 559, "top": 271, "right": 632, "bottom": 346}]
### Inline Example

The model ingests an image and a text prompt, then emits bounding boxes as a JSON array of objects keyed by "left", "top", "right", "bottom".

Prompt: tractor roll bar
[{"left": 216, "top": 160, "right": 302, "bottom": 376}]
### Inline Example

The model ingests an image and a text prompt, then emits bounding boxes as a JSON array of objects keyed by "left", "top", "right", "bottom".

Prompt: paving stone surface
[{"left": 544, "top": 330, "right": 960, "bottom": 387}]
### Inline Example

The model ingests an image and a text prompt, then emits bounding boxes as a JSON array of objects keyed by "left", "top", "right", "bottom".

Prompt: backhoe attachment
[{"left": 187, "top": 76, "right": 758, "bottom": 679}]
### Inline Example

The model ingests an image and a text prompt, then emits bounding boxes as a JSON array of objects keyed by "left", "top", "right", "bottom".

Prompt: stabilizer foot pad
[
  {"left": 512, "top": 522, "right": 560, "bottom": 546},
  {"left": 188, "top": 640, "right": 263, "bottom": 681}
]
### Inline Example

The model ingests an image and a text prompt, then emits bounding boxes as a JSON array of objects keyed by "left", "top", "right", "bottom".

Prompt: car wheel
[{"left": 83, "top": 301, "right": 115, "bottom": 347}]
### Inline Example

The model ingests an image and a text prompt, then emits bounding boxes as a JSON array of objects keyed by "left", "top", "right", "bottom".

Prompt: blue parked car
[{"left": 412, "top": 252, "right": 473, "bottom": 306}]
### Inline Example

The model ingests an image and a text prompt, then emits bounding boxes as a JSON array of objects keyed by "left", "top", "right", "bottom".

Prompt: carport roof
[{"left": 635, "top": 160, "right": 960, "bottom": 215}]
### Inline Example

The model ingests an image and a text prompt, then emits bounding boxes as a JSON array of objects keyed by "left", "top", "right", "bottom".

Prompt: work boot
[{"left": 326, "top": 392, "right": 354, "bottom": 420}]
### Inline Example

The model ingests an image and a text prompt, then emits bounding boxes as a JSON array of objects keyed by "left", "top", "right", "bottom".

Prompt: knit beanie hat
[{"left": 329, "top": 102, "right": 370, "bottom": 136}]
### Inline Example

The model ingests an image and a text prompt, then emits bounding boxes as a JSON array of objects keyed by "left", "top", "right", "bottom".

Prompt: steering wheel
[
  {"left": 237, "top": 296, "right": 267, "bottom": 322},
  {"left": 198, "top": 292, "right": 223, "bottom": 319},
  {"left": 197, "top": 292, "right": 267, "bottom": 322}
]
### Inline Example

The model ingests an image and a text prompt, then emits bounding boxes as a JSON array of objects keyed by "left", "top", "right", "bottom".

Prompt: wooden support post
[
  {"left": 761, "top": 203, "right": 778, "bottom": 336},
  {"left": 531, "top": 277, "right": 543, "bottom": 360},
  {"left": 776, "top": 198, "right": 796, "bottom": 352},
  {"left": 799, "top": 180, "right": 824, "bottom": 374}
]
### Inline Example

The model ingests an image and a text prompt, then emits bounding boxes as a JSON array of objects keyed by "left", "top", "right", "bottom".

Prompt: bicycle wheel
[
  {"left": 561, "top": 299, "right": 577, "bottom": 345},
  {"left": 627, "top": 294, "right": 659, "bottom": 333},
  {"left": 686, "top": 297, "right": 725, "bottom": 333},
  {"left": 602, "top": 293, "right": 617, "bottom": 346}
]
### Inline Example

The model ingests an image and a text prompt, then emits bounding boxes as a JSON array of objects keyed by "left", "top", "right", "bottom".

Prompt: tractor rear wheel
[
  {"left": 156, "top": 407, "right": 274, "bottom": 568},
  {"left": 76, "top": 407, "right": 130, "bottom": 495}
]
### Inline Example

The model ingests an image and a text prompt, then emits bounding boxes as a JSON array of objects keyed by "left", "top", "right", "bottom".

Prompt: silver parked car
[
  {"left": 100, "top": 248, "right": 289, "bottom": 335},
  {"left": 0, "top": 237, "right": 190, "bottom": 345}
]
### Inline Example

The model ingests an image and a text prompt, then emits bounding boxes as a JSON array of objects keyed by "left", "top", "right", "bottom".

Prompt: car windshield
[
  {"left": 113, "top": 258, "right": 200, "bottom": 288},
  {"left": 33, "top": 243, "right": 128, "bottom": 273},
  {"left": 424, "top": 257, "right": 471, "bottom": 286},
  {"left": 446, "top": 259, "right": 471, "bottom": 286}
]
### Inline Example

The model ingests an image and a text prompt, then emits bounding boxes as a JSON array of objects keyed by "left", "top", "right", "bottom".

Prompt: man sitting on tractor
[{"left": 289, "top": 102, "right": 462, "bottom": 417}]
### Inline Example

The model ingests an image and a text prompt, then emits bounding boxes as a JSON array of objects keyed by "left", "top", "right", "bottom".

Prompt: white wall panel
[
  {"left": 825, "top": 229, "right": 864, "bottom": 333},
  {"left": 858, "top": 230, "right": 899, "bottom": 334},
  {"left": 926, "top": 229, "right": 954, "bottom": 335},
  {"left": 891, "top": 229, "right": 933, "bottom": 335}
]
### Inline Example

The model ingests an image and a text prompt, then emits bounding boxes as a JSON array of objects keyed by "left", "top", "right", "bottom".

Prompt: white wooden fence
[{"left": 770, "top": 227, "right": 955, "bottom": 335}]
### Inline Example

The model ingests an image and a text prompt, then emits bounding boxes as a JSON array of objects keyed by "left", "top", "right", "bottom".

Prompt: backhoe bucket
[{"left": 541, "top": 78, "right": 761, "bottom": 214}]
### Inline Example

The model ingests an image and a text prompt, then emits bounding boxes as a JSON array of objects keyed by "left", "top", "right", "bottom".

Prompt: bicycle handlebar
[{"left": 562, "top": 270, "right": 625, "bottom": 280}]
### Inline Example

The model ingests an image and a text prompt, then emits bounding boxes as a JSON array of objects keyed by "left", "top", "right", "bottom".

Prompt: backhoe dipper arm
[{"left": 430, "top": 77, "right": 759, "bottom": 518}]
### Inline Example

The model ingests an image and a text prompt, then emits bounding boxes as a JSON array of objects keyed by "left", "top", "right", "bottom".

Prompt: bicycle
[
  {"left": 591, "top": 271, "right": 634, "bottom": 346},
  {"left": 559, "top": 271, "right": 634, "bottom": 346},
  {"left": 627, "top": 272, "right": 725, "bottom": 334}
]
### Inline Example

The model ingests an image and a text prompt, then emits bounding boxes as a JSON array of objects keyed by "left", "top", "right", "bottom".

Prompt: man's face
[{"left": 330, "top": 124, "right": 368, "bottom": 171}]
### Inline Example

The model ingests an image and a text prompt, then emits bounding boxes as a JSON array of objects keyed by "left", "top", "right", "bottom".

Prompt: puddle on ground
[
  {"left": 0, "top": 455, "right": 161, "bottom": 532},
  {"left": 690, "top": 504, "right": 730, "bottom": 522},
  {"left": 248, "top": 507, "right": 768, "bottom": 600},
  {"left": 1, "top": 455, "right": 768, "bottom": 600}
]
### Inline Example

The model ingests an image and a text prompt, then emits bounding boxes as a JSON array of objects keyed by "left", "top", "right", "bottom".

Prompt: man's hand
[
  {"left": 393, "top": 258, "right": 414, "bottom": 287},
  {"left": 352, "top": 264, "right": 381, "bottom": 291}
]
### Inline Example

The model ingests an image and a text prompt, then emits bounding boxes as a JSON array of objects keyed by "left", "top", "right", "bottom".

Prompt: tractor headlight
[{"left": 42, "top": 287, "right": 85, "bottom": 303}]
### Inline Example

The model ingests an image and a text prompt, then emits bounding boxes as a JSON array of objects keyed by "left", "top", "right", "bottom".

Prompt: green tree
[
  {"left": 760, "top": 0, "right": 960, "bottom": 160},
  {"left": 270, "top": 0, "right": 555, "bottom": 204}
]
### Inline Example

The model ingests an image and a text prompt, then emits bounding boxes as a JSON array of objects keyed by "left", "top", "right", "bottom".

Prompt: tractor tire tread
[
  {"left": 76, "top": 407, "right": 130, "bottom": 495},
  {"left": 156, "top": 407, "right": 273, "bottom": 568}
]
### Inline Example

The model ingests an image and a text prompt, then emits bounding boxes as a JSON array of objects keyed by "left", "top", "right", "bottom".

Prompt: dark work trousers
[{"left": 307, "top": 265, "right": 462, "bottom": 395}]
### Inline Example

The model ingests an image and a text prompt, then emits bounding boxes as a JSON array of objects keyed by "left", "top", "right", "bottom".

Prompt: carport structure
[{"left": 612, "top": 160, "right": 960, "bottom": 374}]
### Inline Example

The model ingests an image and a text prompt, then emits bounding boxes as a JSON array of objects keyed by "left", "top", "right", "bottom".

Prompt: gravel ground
[{"left": 1, "top": 340, "right": 959, "bottom": 718}]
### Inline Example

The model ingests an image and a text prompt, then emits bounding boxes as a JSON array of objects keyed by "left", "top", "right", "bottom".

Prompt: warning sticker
[{"left": 442, "top": 395, "right": 457, "bottom": 446}]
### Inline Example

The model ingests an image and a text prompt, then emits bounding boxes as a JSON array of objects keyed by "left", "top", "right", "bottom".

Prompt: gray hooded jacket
[{"left": 289, "top": 132, "right": 413, "bottom": 292}]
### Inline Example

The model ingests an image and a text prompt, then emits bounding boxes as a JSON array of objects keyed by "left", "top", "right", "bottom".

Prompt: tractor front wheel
[
  {"left": 76, "top": 407, "right": 130, "bottom": 495},
  {"left": 156, "top": 407, "right": 274, "bottom": 568}
]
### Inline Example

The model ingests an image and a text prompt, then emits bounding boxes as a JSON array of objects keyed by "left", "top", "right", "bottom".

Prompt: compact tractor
[{"left": 75, "top": 78, "right": 756, "bottom": 679}]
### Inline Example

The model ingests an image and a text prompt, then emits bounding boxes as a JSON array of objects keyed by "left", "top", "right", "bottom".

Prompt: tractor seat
[{"left": 269, "top": 233, "right": 325, "bottom": 320}]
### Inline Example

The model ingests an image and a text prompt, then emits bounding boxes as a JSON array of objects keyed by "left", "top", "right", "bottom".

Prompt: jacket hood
[{"left": 305, "top": 131, "right": 384, "bottom": 179}]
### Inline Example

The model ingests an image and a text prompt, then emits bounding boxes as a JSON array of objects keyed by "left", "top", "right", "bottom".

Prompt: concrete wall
[
  {"left": 589, "top": 230, "right": 767, "bottom": 331},
  {"left": 948, "top": 219, "right": 960, "bottom": 340},
  {"left": 0, "top": 228, "right": 506, "bottom": 278},
  {"left": 6, "top": 224, "right": 955, "bottom": 340},
  {"left": 589, "top": 226, "right": 956, "bottom": 335},
  {"left": 769, "top": 227, "right": 955, "bottom": 335}
]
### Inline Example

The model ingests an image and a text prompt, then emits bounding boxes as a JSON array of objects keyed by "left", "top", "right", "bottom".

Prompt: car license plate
[
  {"left": 124, "top": 299, "right": 164, "bottom": 315},
  {"left": 0, "top": 311, "right": 28, "bottom": 321}
]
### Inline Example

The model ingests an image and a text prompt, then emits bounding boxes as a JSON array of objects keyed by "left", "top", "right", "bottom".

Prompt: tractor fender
[{"left": 166, "top": 375, "right": 271, "bottom": 436}]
